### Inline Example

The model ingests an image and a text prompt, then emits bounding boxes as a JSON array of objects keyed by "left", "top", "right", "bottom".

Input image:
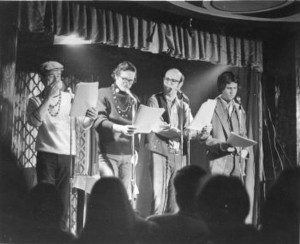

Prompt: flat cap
[{"left": 40, "top": 61, "right": 64, "bottom": 74}]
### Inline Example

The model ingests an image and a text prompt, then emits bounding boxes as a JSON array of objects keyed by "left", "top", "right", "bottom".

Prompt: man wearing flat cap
[{"left": 27, "top": 61, "right": 97, "bottom": 231}]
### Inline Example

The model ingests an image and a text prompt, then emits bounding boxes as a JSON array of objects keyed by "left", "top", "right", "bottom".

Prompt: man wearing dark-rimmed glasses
[{"left": 94, "top": 61, "right": 140, "bottom": 200}]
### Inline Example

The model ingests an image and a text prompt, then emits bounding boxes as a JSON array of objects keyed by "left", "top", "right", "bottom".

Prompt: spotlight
[{"left": 54, "top": 34, "right": 92, "bottom": 45}]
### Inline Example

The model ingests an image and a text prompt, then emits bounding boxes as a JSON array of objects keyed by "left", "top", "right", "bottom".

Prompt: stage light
[
  {"left": 183, "top": 64, "right": 229, "bottom": 114},
  {"left": 54, "top": 34, "right": 92, "bottom": 45}
]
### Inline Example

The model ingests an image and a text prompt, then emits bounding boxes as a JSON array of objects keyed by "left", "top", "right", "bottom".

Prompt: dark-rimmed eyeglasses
[
  {"left": 119, "top": 76, "right": 135, "bottom": 83},
  {"left": 164, "top": 77, "right": 180, "bottom": 83}
]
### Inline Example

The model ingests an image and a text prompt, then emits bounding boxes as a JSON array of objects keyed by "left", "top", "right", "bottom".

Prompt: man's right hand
[
  {"left": 220, "top": 142, "right": 235, "bottom": 153},
  {"left": 44, "top": 80, "right": 62, "bottom": 99},
  {"left": 113, "top": 124, "right": 136, "bottom": 136}
]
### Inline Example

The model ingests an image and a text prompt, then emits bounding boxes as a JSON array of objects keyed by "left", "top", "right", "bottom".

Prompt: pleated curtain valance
[{"left": 20, "top": 1, "right": 263, "bottom": 69}]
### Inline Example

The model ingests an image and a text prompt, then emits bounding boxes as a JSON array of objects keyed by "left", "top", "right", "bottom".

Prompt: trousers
[
  {"left": 36, "top": 151, "right": 74, "bottom": 231},
  {"left": 98, "top": 153, "right": 133, "bottom": 198},
  {"left": 151, "top": 152, "right": 186, "bottom": 215}
]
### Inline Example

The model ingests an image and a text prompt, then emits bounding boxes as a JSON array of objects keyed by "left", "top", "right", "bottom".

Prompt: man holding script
[{"left": 203, "top": 71, "right": 250, "bottom": 181}]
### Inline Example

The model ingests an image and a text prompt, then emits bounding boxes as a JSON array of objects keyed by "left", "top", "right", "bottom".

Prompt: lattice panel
[
  {"left": 12, "top": 72, "right": 42, "bottom": 168},
  {"left": 75, "top": 118, "right": 91, "bottom": 176},
  {"left": 12, "top": 71, "right": 92, "bottom": 235}
]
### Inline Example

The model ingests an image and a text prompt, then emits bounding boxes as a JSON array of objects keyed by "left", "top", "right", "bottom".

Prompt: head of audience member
[
  {"left": 0, "top": 140, "right": 28, "bottom": 242},
  {"left": 79, "top": 177, "right": 136, "bottom": 244},
  {"left": 111, "top": 61, "right": 137, "bottom": 92},
  {"left": 173, "top": 165, "right": 207, "bottom": 214},
  {"left": 40, "top": 61, "right": 64, "bottom": 93},
  {"left": 217, "top": 71, "right": 239, "bottom": 102},
  {"left": 196, "top": 175, "right": 249, "bottom": 229},
  {"left": 163, "top": 68, "right": 184, "bottom": 97},
  {"left": 28, "top": 182, "right": 64, "bottom": 228},
  {"left": 23, "top": 183, "right": 73, "bottom": 243},
  {"left": 260, "top": 167, "right": 300, "bottom": 244}
]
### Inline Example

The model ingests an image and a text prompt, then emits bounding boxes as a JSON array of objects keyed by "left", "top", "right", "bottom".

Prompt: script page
[
  {"left": 70, "top": 82, "right": 98, "bottom": 117},
  {"left": 133, "top": 104, "right": 165, "bottom": 133},
  {"left": 189, "top": 99, "right": 217, "bottom": 131},
  {"left": 227, "top": 132, "right": 257, "bottom": 147}
]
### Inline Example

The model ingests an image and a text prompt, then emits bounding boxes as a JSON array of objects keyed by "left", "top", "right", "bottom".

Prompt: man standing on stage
[
  {"left": 27, "top": 61, "right": 97, "bottom": 231},
  {"left": 94, "top": 61, "right": 139, "bottom": 199},
  {"left": 204, "top": 71, "right": 248, "bottom": 179},
  {"left": 146, "top": 68, "right": 210, "bottom": 215}
]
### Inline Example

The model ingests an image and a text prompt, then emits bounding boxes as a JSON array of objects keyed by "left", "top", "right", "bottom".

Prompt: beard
[{"left": 163, "top": 85, "right": 173, "bottom": 94}]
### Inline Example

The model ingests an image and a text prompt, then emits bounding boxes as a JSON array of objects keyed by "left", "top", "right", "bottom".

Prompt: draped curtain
[
  {"left": 19, "top": 1, "right": 264, "bottom": 224},
  {"left": 20, "top": 1, "right": 263, "bottom": 69},
  {"left": 236, "top": 67, "right": 263, "bottom": 224}
]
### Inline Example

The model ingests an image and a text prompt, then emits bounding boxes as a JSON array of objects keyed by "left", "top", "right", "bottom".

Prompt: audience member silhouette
[
  {"left": 75, "top": 177, "right": 153, "bottom": 244},
  {"left": 259, "top": 167, "right": 300, "bottom": 244},
  {"left": 0, "top": 141, "right": 29, "bottom": 243},
  {"left": 147, "top": 165, "right": 209, "bottom": 244},
  {"left": 196, "top": 175, "right": 258, "bottom": 244},
  {"left": 24, "top": 182, "right": 73, "bottom": 243}
]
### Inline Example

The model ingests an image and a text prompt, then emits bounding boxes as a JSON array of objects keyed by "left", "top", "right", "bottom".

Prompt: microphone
[
  {"left": 235, "top": 96, "right": 243, "bottom": 133},
  {"left": 175, "top": 87, "right": 190, "bottom": 104},
  {"left": 125, "top": 89, "right": 137, "bottom": 103},
  {"left": 67, "top": 87, "right": 74, "bottom": 103},
  {"left": 164, "top": 84, "right": 189, "bottom": 103},
  {"left": 235, "top": 96, "right": 242, "bottom": 109}
]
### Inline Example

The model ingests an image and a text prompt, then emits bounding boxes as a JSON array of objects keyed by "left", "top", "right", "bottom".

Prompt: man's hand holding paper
[
  {"left": 220, "top": 142, "right": 249, "bottom": 158},
  {"left": 153, "top": 121, "right": 180, "bottom": 139}
]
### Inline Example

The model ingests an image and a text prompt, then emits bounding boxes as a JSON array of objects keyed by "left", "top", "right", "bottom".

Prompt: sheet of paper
[
  {"left": 70, "top": 82, "right": 98, "bottom": 117},
  {"left": 189, "top": 99, "right": 217, "bottom": 131},
  {"left": 133, "top": 105, "right": 165, "bottom": 133},
  {"left": 72, "top": 175, "right": 100, "bottom": 194},
  {"left": 227, "top": 132, "right": 257, "bottom": 147}
]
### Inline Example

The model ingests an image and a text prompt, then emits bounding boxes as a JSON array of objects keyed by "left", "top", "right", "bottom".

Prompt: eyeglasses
[
  {"left": 119, "top": 76, "right": 135, "bottom": 83},
  {"left": 164, "top": 77, "right": 180, "bottom": 84}
]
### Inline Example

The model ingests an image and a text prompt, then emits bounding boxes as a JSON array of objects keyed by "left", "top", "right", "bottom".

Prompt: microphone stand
[
  {"left": 130, "top": 97, "right": 137, "bottom": 208},
  {"left": 69, "top": 115, "right": 74, "bottom": 233},
  {"left": 179, "top": 93, "right": 184, "bottom": 169},
  {"left": 237, "top": 99, "right": 245, "bottom": 184},
  {"left": 186, "top": 107, "right": 191, "bottom": 166},
  {"left": 68, "top": 89, "right": 76, "bottom": 233}
]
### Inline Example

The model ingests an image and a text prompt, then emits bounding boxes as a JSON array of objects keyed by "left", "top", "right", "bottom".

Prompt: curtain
[
  {"left": 236, "top": 66, "right": 263, "bottom": 224},
  {"left": 19, "top": 1, "right": 263, "bottom": 69}
]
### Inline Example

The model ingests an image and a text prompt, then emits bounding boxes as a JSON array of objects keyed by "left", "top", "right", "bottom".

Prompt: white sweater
[{"left": 27, "top": 92, "right": 76, "bottom": 155}]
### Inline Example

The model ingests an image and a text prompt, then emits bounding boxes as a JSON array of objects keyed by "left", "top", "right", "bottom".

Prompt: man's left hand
[
  {"left": 241, "top": 149, "right": 249, "bottom": 159},
  {"left": 85, "top": 107, "right": 97, "bottom": 121},
  {"left": 197, "top": 124, "right": 213, "bottom": 141}
]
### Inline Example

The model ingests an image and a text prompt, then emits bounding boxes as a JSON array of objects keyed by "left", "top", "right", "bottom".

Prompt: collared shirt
[
  {"left": 220, "top": 97, "right": 236, "bottom": 117},
  {"left": 166, "top": 97, "right": 181, "bottom": 150}
]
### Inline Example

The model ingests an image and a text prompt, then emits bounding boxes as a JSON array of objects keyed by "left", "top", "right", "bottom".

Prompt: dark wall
[{"left": 262, "top": 32, "right": 297, "bottom": 181}]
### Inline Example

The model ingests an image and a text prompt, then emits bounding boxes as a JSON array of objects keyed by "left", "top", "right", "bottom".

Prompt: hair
[
  {"left": 78, "top": 177, "right": 136, "bottom": 244},
  {"left": 28, "top": 183, "right": 64, "bottom": 225},
  {"left": 0, "top": 140, "right": 29, "bottom": 242},
  {"left": 260, "top": 167, "right": 300, "bottom": 243},
  {"left": 217, "top": 71, "right": 239, "bottom": 92},
  {"left": 111, "top": 61, "right": 137, "bottom": 82},
  {"left": 196, "top": 175, "right": 249, "bottom": 227},
  {"left": 165, "top": 68, "right": 185, "bottom": 84},
  {"left": 173, "top": 165, "right": 207, "bottom": 212}
]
